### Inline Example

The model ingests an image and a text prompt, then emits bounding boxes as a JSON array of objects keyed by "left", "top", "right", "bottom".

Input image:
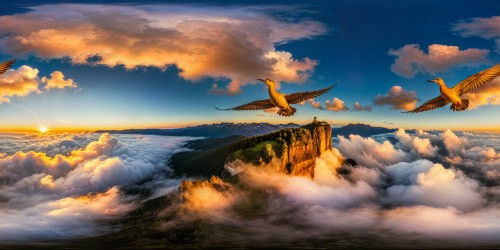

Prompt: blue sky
[{"left": 0, "top": 0, "right": 498, "bottom": 131}]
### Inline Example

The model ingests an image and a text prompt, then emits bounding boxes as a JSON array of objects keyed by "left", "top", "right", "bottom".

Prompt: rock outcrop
[{"left": 226, "top": 121, "right": 332, "bottom": 179}]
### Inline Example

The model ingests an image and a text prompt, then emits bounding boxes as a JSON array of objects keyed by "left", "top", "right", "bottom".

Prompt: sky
[{"left": 0, "top": 0, "right": 499, "bottom": 131}]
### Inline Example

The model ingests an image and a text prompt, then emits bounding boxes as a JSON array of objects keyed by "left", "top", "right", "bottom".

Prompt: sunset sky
[{"left": 0, "top": 0, "right": 499, "bottom": 132}]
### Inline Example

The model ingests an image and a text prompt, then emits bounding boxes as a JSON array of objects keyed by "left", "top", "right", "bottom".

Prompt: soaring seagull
[
  {"left": 0, "top": 59, "right": 16, "bottom": 75},
  {"left": 406, "top": 64, "right": 500, "bottom": 113},
  {"left": 216, "top": 79, "right": 334, "bottom": 116}
]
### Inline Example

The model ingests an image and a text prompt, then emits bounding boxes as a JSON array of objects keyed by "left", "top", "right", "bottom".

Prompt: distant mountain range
[
  {"left": 98, "top": 122, "right": 396, "bottom": 138},
  {"left": 97, "top": 122, "right": 301, "bottom": 138},
  {"left": 331, "top": 123, "right": 396, "bottom": 137}
]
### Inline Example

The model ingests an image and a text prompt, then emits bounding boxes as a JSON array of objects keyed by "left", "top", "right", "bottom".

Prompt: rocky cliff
[{"left": 225, "top": 121, "right": 332, "bottom": 179}]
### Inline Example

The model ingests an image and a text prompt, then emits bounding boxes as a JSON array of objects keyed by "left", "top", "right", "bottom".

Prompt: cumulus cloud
[
  {"left": 297, "top": 99, "right": 324, "bottom": 109},
  {"left": 352, "top": 101, "right": 372, "bottom": 112},
  {"left": 373, "top": 86, "right": 418, "bottom": 111},
  {"left": 395, "top": 128, "right": 437, "bottom": 157},
  {"left": 385, "top": 160, "right": 483, "bottom": 211},
  {"left": 441, "top": 129, "right": 467, "bottom": 154},
  {"left": 0, "top": 132, "right": 194, "bottom": 240},
  {"left": 310, "top": 100, "right": 324, "bottom": 109},
  {"left": 453, "top": 16, "right": 500, "bottom": 52},
  {"left": 325, "top": 97, "right": 349, "bottom": 112},
  {"left": 41, "top": 71, "right": 76, "bottom": 90},
  {"left": 389, "top": 44, "right": 489, "bottom": 77},
  {"left": 0, "top": 65, "right": 40, "bottom": 103},
  {"left": 337, "top": 134, "right": 407, "bottom": 168},
  {"left": 0, "top": 65, "right": 76, "bottom": 103},
  {"left": 0, "top": 4, "right": 326, "bottom": 95}
]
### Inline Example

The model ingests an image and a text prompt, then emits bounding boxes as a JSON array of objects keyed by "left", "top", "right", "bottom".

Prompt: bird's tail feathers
[
  {"left": 450, "top": 99, "right": 469, "bottom": 111},
  {"left": 277, "top": 106, "right": 296, "bottom": 116}
]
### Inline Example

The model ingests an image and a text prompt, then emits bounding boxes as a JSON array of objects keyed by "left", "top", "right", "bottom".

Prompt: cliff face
[{"left": 227, "top": 121, "right": 332, "bottom": 179}]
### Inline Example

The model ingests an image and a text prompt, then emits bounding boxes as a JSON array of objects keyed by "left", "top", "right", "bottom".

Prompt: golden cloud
[
  {"left": 42, "top": 71, "right": 76, "bottom": 90},
  {"left": 0, "top": 4, "right": 326, "bottom": 95}
]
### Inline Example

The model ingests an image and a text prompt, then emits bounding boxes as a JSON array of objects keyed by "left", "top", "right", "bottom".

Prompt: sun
[{"left": 39, "top": 127, "right": 48, "bottom": 133}]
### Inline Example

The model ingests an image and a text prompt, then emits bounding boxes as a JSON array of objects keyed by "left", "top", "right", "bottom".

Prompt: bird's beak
[
  {"left": 257, "top": 79, "right": 265, "bottom": 82},
  {"left": 427, "top": 80, "right": 435, "bottom": 83}
]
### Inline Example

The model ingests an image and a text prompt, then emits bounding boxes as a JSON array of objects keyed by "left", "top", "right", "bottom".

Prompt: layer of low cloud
[
  {"left": 0, "top": 4, "right": 327, "bottom": 95},
  {"left": 0, "top": 65, "right": 76, "bottom": 104},
  {"left": 2, "top": 128, "right": 499, "bottom": 246},
  {"left": 373, "top": 86, "right": 418, "bottom": 111},
  {"left": 389, "top": 44, "right": 489, "bottom": 78},
  {"left": 171, "top": 129, "right": 500, "bottom": 247},
  {"left": 0, "top": 132, "right": 194, "bottom": 241}
]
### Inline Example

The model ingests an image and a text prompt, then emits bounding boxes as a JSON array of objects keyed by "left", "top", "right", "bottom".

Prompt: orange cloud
[
  {"left": 0, "top": 65, "right": 40, "bottom": 103},
  {"left": 373, "top": 86, "right": 418, "bottom": 111},
  {"left": 389, "top": 44, "right": 489, "bottom": 77},
  {"left": 0, "top": 65, "right": 77, "bottom": 103},
  {"left": 325, "top": 97, "right": 349, "bottom": 112},
  {"left": 352, "top": 101, "right": 372, "bottom": 112},
  {"left": 0, "top": 5, "right": 326, "bottom": 95},
  {"left": 42, "top": 71, "right": 76, "bottom": 90}
]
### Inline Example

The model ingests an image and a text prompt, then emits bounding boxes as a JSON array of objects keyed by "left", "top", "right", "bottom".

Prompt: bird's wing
[
  {"left": 452, "top": 64, "right": 500, "bottom": 96},
  {"left": 285, "top": 85, "right": 335, "bottom": 104},
  {"left": 215, "top": 99, "right": 274, "bottom": 111},
  {"left": 405, "top": 95, "right": 448, "bottom": 113},
  {"left": 0, "top": 59, "right": 16, "bottom": 74}
]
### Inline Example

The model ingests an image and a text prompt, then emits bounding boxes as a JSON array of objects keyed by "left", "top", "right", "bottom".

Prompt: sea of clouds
[
  {"left": 178, "top": 129, "right": 500, "bottom": 247},
  {"left": 1, "top": 129, "right": 499, "bottom": 247},
  {"left": 0, "top": 132, "right": 196, "bottom": 242}
]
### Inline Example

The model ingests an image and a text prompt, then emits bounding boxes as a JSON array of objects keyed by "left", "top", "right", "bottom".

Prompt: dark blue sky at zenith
[{"left": 0, "top": 0, "right": 498, "bottom": 131}]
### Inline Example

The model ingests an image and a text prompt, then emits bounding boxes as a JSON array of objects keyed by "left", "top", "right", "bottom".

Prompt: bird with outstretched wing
[
  {"left": 406, "top": 64, "right": 500, "bottom": 113},
  {"left": 217, "top": 79, "right": 334, "bottom": 116}
]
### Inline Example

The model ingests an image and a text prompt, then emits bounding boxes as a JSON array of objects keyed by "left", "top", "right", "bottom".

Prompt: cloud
[
  {"left": 0, "top": 187, "right": 132, "bottom": 241},
  {"left": 325, "top": 97, "right": 349, "bottom": 112},
  {"left": 298, "top": 99, "right": 324, "bottom": 110},
  {"left": 464, "top": 76, "right": 500, "bottom": 108},
  {"left": 2, "top": 128, "right": 499, "bottom": 246},
  {"left": 310, "top": 100, "right": 324, "bottom": 109},
  {"left": 0, "top": 65, "right": 77, "bottom": 103},
  {"left": 337, "top": 134, "right": 407, "bottom": 168},
  {"left": 373, "top": 86, "right": 418, "bottom": 111},
  {"left": 395, "top": 128, "right": 437, "bottom": 157},
  {"left": 381, "top": 205, "right": 500, "bottom": 243},
  {"left": 453, "top": 16, "right": 500, "bottom": 52},
  {"left": 41, "top": 71, "right": 76, "bottom": 90},
  {"left": 388, "top": 44, "right": 489, "bottom": 77},
  {"left": 173, "top": 131, "right": 500, "bottom": 247},
  {"left": 0, "top": 132, "right": 194, "bottom": 240},
  {"left": 385, "top": 160, "right": 483, "bottom": 211},
  {"left": 0, "top": 4, "right": 326, "bottom": 95},
  {"left": 352, "top": 101, "right": 372, "bottom": 112},
  {"left": 0, "top": 65, "right": 40, "bottom": 103},
  {"left": 440, "top": 129, "right": 467, "bottom": 154}
]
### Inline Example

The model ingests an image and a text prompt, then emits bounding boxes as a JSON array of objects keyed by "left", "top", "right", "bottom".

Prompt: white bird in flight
[
  {"left": 406, "top": 64, "right": 500, "bottom": 113},
  {"left": 0, "top": 59, "right": 15, "bottom": 75},
  {"left": 216, "top": 79, "right": 334, "bottom": 116}
]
